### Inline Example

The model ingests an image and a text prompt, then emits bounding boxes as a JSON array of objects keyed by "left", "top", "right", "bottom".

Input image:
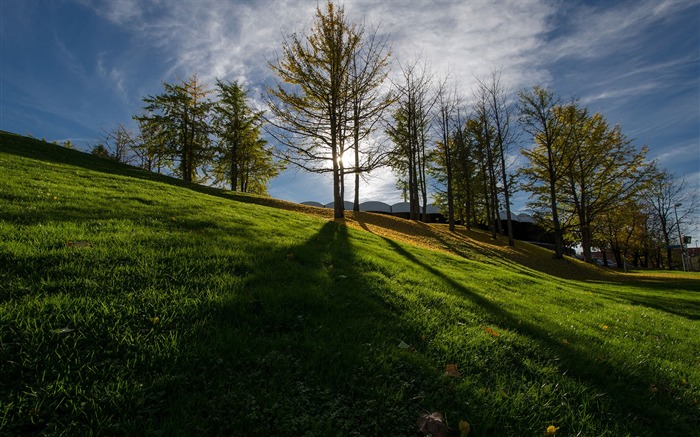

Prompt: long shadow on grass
[
  {"left": 117, "top": 220, "right": 449, "bottom": 436},
  {"left": 373, "top": 234, "right": 698, "bottom": 436},
  {"left": 588, "top": 281, "right": 700, "bottom": 320}
]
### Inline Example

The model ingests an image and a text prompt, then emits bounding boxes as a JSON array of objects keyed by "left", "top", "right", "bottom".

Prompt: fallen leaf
[
  {"left": 459, "top": 419, "right": 471, "bottom": 437},
  {"left": 398, "top": 340, "right": 411, "bottom": 349},
  {"left": 445, "top": 363, "right": 461, "bottom": 377},
  {"left": 482, "top": 325, "right": 501, "bottom": 337},
  {"left": 417, "top": 412, "right": 449, "bottom": 437}
]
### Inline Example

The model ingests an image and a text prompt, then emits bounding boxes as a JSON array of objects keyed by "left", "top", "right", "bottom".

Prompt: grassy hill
[{"left": 1, "top": 130, "right": 698, "bottom": 436}]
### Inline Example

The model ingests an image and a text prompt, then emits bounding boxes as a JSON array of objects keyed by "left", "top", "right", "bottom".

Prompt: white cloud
[
  {"left": 545, "top": 0, "right": 694, "bottom": 61},
  {"left": 653, "top": 143, "right": 700, "bottom": 168}
]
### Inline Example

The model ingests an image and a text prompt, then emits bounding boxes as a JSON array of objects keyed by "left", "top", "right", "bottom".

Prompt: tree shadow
[
  {"left": 588, "top": 280, "right": 700, "bottom": 320},
  {"left": 110, "top": 220, "right": 443, "bottom": 435},
  {"left": 358, "top": 227, "right": 698, "bottom": 435}
]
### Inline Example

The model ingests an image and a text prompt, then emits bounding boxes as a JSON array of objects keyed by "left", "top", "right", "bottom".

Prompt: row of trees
[
  {"left": 94, "top": 75, "right": 281, "bottom": 195},
  {"left": 266, "top": 2, "right": 696, "bottom": 268},
  {"left": 92, "top": 2, "right": 694, "bottom": 268}
]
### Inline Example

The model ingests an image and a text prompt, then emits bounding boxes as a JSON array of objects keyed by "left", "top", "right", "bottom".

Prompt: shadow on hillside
[
  {"left": 590, "top": 281, "right": 700, "bottom": 320},
  {"left": 114, "top": 220, "right": 435, "bottom": 435},
  {"left": 371, "top": 233, "right": 698, "bottom": 435}
]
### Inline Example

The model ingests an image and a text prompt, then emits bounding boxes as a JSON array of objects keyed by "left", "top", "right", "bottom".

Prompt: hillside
[{"left": 1, "top": 131, "right": 699, "bottom": 436}]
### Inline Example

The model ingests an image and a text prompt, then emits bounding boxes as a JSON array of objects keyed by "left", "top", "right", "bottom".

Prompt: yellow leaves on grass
[{"left": 544, "top": 424, "right": 560, "bottom": 436}]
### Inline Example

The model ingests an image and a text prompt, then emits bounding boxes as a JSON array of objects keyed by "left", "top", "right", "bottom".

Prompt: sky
[{"left": 1, "top": 0, "right": 699, "bottom": 235}]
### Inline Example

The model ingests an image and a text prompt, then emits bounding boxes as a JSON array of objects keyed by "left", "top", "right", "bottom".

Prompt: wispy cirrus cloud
[{"left": 544, "top": 0, "right": 694, "bottom": 61}]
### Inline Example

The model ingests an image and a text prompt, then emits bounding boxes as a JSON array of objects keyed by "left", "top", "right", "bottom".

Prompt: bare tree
[
  {"left": 99, "top": 123, "right": 136, "bottom": 163},
  {"left": 477, "top": 70, "right": 517, "bottom": 246},
  {"left": 645, "top": 169, "right": 699, "bottom": 269},
  {"left": 346, "top": 24, "right": 394, "bottom": 211},
  {"left": 473, "top": 88, "right": 501, "bottom": 239},
  {"left": 386, "top": 56, "right": 436, "bottom": 221},
  {"left": 434, "top": 76, "right": 459, "bottom": 231}
]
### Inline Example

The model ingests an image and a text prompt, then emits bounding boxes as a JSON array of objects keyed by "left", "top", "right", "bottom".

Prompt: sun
[{"left": 337, "top": 150, "right": 354, "bottom": 167}]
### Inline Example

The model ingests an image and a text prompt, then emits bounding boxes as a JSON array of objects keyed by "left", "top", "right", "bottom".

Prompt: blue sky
[{"left": 1, "top": 0, "right": 699, "bottom": 232}]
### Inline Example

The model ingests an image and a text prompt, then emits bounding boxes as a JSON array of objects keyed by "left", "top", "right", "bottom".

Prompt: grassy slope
[{"left": 1, "top": 131, "right": 698, "bottom": 436}]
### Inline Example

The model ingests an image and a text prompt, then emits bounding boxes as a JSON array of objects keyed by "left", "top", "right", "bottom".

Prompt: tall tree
[
  {"left": 557, "top": 106, "right": 655, "bottom": 263},
  {"left": 435, "top": 78, "right": 458, "bottom": 231},
  {"left": 387, "top": 57, "right": 435, "bottom": 221},
  {"left": 133, "top": 109, "right": 169, "bottom": 173},
  {"left": 212, "top": 79, "right": 281, "bottom": 194},
  {"left": 267, "top": 2, "right": 372, "bottom": 219},
  {"left": 136, "top": 74, "right": 213, "bottom": 182},
  {"left": 474, "top": 90, "right": 501, "bottom": 239},
  {"left": 478, "top": 71, "right": 516, "bottom": 246},
  {"left": 346, "top": 24, "right": 393, "bottom": 211},
  {"left": 517, "top": 86, "right": 573, "bottom": 259},
  {"left": 644, "top": 169, "right": 699, "bottom": 269}
]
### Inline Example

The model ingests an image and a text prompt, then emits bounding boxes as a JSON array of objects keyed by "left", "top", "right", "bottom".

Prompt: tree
[
  {"left": 517, "top": 86, "right": 573, "bottom": 259},
  {"left": 449, "top": 110, "right": 476, "bottom": 229},
  {"left": 267, "top": 2, "right": 383, "bottom": 219},
  {"left": 462, "top": 116, "right": 491, "bottom": 230},
  {"left": 100, "top": 123, "right": 136, "bottom": 163},
  {"left": 136, "top": 74, "right": 213, "bottom": 182},
  {"left": 90, "top": 144, "right": 111, "bottom": 159},
  {"left": 477, "top": 71, "right": 517, "bottom": 246},
  {"left": 557, "top": 106, "right": 655, "bottom": 263},
  {"left": 596, "top": 200, "right": 650, "bottom": 270},
  {"left": 133, "top": 110, "right": 169, "bottom": 173},
  {"left": 434, "top": 78, "right": 458, "bottom": 231},
  {"left": 644, "top": 169, "right": 699, "bottom": 269},
  {"left": 474, "top": 89, "right": 502, "bottom": 239},
  {"left": 346, "top": 24, "right": 394, "bottom": 211},
  {"left": 387, "top": 57, "right": 436, "bottom": 221},
  {"left": 211, "top": 79, "right": 281, "bottom": 194}
]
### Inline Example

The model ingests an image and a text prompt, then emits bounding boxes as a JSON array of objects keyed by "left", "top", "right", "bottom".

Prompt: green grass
[{"left": 1, "top": 131, "right": 699, "bottom": 435}]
